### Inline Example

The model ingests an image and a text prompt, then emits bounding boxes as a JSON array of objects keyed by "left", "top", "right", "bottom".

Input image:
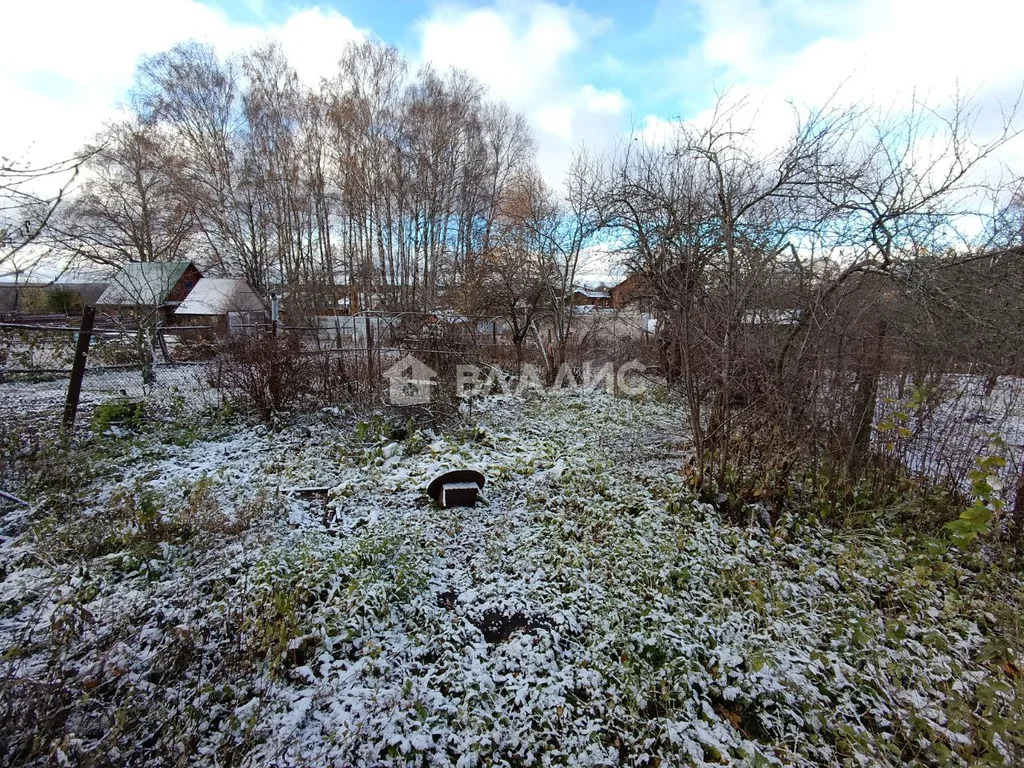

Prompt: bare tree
[
  {"left": 135, "top": 42, "right": 271, "bottom": 287},
  {"left": 69, "top": 39, "right": 540, "bottom": 318},
  {"left": 788, "top": 93, "right": 1023, "bottom": 484},
  {"left": 1, "top": 153, "right": 89, "bottom": 281},
  {"left": 468, "top": 173, "right": 552, "bottom": 368},
  {"left": 603, "top": 96, "right": 851, "bottom": 485},
  {"left": 54, "top": 120, "right": 194, "bottom": 267},
  {"left": 520, "top": 150, "right": 607, "bottom": 376}
]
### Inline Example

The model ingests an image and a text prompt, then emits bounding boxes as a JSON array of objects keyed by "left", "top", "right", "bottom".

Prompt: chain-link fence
[
  {"left": 0, "top": 315, "right": 219, "bottom": 493},
  {"left": 1, "top": 315, "right": 217, "bottom": 408},
  {"left": 1, "top": 307, "right": 601, "bottom": 496}
]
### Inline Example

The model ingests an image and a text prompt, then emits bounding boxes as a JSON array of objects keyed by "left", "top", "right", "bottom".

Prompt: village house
[
  {"left": 609, "top": 272, "right": 652, "bottom": 310},
  {"left": 173, "top": 277, "right": 267, "bottom": 337},
  {"left": 571, "top": 288, "right": 613, "bottom": 309},
  {"left": 570, "top": 274, "right": 655, "bottom": 312},
  {"left": 0, "top": 282, "right": 108, "bottom": 317},
  {"left": 96, "top": 261, "right": 202, "bottom": 323}
]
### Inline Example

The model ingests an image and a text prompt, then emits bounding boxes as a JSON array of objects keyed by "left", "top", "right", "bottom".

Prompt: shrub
[
  {"left": 172, "top": 337, "right": 217, "bottom": 362},
  {"left": 214, "top": 333, "right": 311, "bottom": 417},
  {"left": 89, "top": 338, "right": 144, "bottom": 366},
  {"left": 45, "top": 286, "right": 82, "bottom": 315}
]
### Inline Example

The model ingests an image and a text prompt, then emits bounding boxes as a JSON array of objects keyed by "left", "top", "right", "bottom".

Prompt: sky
[{"left": 3, "top": 0, "right": 1024, "bottom": 187}]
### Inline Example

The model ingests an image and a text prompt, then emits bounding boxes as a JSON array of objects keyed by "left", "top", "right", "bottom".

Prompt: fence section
[{"left": 5, "top": 303, "right": 1020, "bottom": 507}]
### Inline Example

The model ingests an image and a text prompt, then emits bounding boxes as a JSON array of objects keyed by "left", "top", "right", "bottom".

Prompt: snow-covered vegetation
[
  {"left": 2, "top": 393, "right": 1023, "bottom": 767},
  {"left": 5, "top": 13, "right": 1024, "bottom": 767}
]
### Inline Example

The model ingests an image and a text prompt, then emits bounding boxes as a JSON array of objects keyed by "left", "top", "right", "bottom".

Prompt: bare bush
[
  {"left": 213, "top": 333, "right": 311, "bottom": 417},
  {"left": 601, "top": 90, "right": 1024, "bottom": 531}
]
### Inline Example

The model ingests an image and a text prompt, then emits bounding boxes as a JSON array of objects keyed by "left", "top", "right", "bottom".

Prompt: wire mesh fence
[
  {"left": 0, "top": 307, "right": 550, "bottom": 496},
  {"left": 6, "top": 302, "right": 1020, "bottom": 515},
  {"left": 1, "top": 317, "right": 217, "bottom": 404}
]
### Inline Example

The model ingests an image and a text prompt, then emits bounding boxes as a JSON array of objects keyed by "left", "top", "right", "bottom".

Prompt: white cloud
[
  {"left": 639, "top": 0, "right": 1024, "bottom": 183},
  {"left": 268, "top": 7, "right": 364, "bottom": 86},
  {"left": 637, "top": 114, "right": 675, "bottom": 146},
  {"left": 581, "top": 84, "right": 626, "bottom": 115},
  {"left": 534, "top": 105, "right": 574, "bottom": 141},
  {"left": 629, "top": 0, "right": 1024, "bottom": 257},
  {"left": 0, "top": 1, "right": 365, "bottom": 165},
  {"left": 418, "top": 2, "right": 582, "bottom": 105},
  {"left": 10, "top": 0, "right": 1020, "bottom": 203},
  {"left": 416, "top": 2, "right": 622, "bottom": 184},
  {"left": 697, "top": 0, "right": 773, "bottom": 76},
  {"left": 681, "top": 0, "right": 1024, "bottom": 114}
]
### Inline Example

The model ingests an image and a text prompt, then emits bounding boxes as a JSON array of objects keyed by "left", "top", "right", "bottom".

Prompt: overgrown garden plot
[{"left": 1, "top": 394, "right": 1023, "bottom": 767}]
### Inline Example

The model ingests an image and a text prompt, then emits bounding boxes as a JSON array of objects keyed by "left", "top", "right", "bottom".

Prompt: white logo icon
[{"left": 382, "top": 354, "right": 438, "bottom": 405}]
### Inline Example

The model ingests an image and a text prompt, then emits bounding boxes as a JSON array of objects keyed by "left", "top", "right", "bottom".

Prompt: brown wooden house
[
  {"left": 96, "top": 261, "right": 202, "bottom": 323},
  {"left": 609, "top": 273, "right": 653, "bottom": 310},
  {"left": 571, "top": 288, "right": 613, "bottom": 309}
]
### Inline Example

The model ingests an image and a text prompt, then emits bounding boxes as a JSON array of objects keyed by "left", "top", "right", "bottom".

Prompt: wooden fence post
[
  {"left": 846, "top": 317, "right": 887, "bottom": 485},
  {"left": 62, "top": 305, "right": 95, "bottom": 440},
  {"left": 365, "top": 315, "right": 373, "bottom": 380},
  {"left": 156, "top": 325, "right": 172, "bottom": 362}
]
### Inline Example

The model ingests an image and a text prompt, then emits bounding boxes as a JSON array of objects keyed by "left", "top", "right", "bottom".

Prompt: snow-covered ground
[
  {"left": 0, "top": 362, "right": 216, "bottom": 417},
  {"left": 1, "top": 394, "right": 1023, "bottom": 767}
]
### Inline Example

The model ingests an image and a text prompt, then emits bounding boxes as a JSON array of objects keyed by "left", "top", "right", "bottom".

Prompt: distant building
[
  {"left": 609, "top": 273, "right": 652, "bottom": 310},
  {"left": 97, "top": 261, "right": 202, "bottom": 322},
  {"left": 0, "top": 282, "right": 108, "bottom": 316},
  {"left": 566, "top": 274, "right": 657, "bottom": 312},
  {"left": 571, "top": 288, "right": 613, "bottom": 309},
  {"left": 173, "top": 277, "right": 267, "bottom": 336}
]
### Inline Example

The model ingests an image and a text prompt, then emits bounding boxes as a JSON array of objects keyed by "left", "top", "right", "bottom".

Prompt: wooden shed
[
  {"left": 571, "top": 288, "right": 613, "bottom": 309},
  {"left": 173, "top": 277, "right": 266, "bottom": 337}
]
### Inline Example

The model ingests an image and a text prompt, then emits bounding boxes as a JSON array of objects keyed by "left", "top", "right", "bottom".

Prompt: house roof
[
  {"left": 610, "top": 272, "right": 649, "bottom": 293},
  {"left": 174, "top": 278, "right": 266, "bottom": 315},
  {"left": 574, "top": 288, "right": 611, "bottom": 299},
  {"left": 97, "top": 262, "right": 194, "bottom": 307}
]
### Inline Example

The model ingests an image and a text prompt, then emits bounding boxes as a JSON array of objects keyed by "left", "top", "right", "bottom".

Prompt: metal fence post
[{"left": 62, "top": 305, "right": 95, "bottom": 440}]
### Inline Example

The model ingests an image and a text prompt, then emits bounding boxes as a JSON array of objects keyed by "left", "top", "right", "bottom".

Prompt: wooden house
[
  {"left": 173, "top": 278, "right": 266, "bottom": 337},
  {"left": 609, "top": 273, "right": 652, "bottom": 310},
  {"left": 96, "top": 261, "right": 202, "bottom": 323},
  {"left": 571, "top": 288, "right": 613, "bottom": 309}
]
